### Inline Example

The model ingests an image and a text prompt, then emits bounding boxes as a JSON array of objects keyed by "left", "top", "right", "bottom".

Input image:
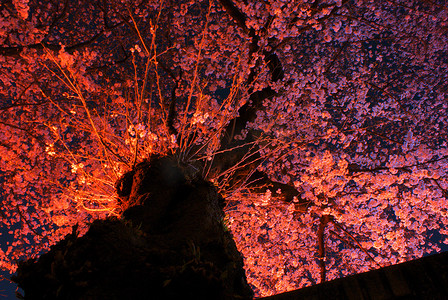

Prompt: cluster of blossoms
[{"left": 1, "top": 0, "right": 448, "bottom": 297}]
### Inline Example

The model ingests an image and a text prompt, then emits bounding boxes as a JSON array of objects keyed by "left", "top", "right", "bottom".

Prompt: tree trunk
[{"left": 12, "top": 155, "right": 254, "bottom": 300}]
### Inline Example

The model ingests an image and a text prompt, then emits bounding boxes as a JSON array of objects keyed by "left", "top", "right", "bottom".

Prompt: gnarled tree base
[{"left": 13, "top": 156, "right": 254, "bottom": 300}]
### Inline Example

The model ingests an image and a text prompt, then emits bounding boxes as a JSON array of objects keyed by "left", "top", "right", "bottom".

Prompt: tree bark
[{"left": 12, "top": 155, "right": 254, "bottom": 299}]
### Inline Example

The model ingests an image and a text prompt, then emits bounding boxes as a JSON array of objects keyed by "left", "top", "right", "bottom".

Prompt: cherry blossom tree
[{"left": 1, "top": 0, "right": 447, "bottom": 297}]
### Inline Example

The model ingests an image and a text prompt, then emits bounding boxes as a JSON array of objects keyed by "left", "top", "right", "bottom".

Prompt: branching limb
[
  {"left": 331, "top": 220, "right": 382, "bottom": 269},
  {"left": 15, "top": 205, "right": 44, "bottom": 239}
]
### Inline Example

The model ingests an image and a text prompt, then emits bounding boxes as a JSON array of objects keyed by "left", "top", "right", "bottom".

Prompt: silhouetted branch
[
  {"left": 217, "top": 0, "right": 249, "bottom": 34},
  {"left": 317, "top": 215, "right": 331, "bottom": 283},
  {"left": 167, "top": 74, "right": 180, "bottom": 136},
  {"left": 332, "top": 221, "right": 382, "bottom": 268},
  {"left": 15, "top": 205, "right": 43, "bottom": 238}
]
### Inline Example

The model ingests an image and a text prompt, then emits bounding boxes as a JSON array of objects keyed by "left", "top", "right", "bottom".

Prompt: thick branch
[
  {"left": 212, "top": 0, "right": 301, "bottom": 206},
  {"left": 167, "top": 77, "right": 179, "bottom": 136},
  {"left": 217, "top": 0, "right": 249, "bottom": 34},
  {"left": 332, "top": 220, "right": 382, "bottom": 269},
  {"left": 0, "top": 31, "right": 103, "bottom": 57},
  {"left": 317, "top": 215, "right": 331, "bottom": 283}
]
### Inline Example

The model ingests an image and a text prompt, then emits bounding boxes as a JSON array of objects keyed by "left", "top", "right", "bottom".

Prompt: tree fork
[{"left": 211, "top": 0, "right": 301, "bottom": 205}]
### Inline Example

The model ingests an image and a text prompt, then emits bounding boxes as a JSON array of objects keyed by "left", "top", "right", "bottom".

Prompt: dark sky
[{"left": 0, "top": 271, "right": 20, "bottom": 299}]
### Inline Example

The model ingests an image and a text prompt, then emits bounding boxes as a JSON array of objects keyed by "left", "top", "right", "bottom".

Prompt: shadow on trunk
[{"left": 13, "top": 155, "right": 254, "bottom": 300}]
